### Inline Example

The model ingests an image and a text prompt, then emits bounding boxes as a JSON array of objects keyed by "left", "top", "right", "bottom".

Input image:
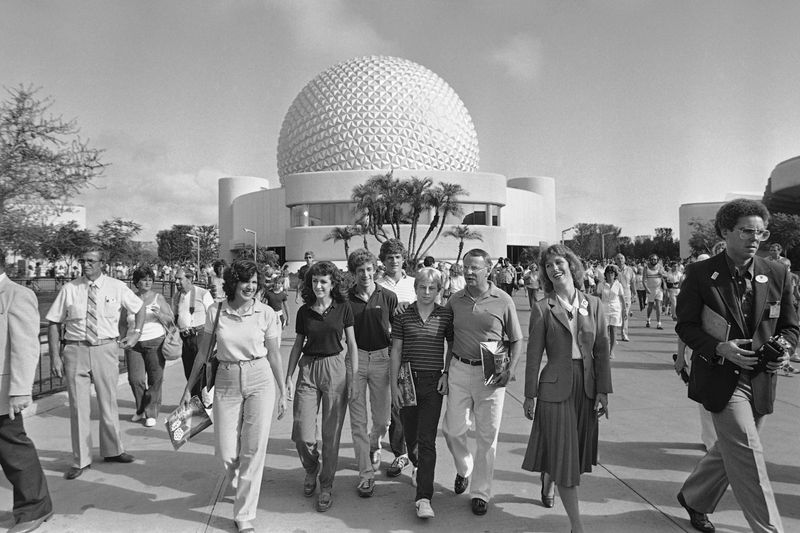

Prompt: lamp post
[
  {"left": 243, "top": 228, "right": 257, "bottom": 267},
  {"left": 601, "top": 231, "right": 615, "bottom": 260},
  {"left": 185, "top": 233, "right": 200, "bottom": 274},
  {"left": 561, "top": 226, "right": 576, "bottom": 245}
]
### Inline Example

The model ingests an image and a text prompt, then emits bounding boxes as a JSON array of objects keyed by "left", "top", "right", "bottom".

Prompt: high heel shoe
[{"left": 540, "top": 472, "right": 555, "bottom": 508}]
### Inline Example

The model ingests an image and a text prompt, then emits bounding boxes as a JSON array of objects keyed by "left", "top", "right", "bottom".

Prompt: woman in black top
[{"left": 285, "top": 261, "right": 358, "bottom": 513}]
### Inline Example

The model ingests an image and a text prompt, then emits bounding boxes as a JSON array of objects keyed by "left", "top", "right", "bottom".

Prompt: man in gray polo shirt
[{"left": 443, "top": 248, "right": 523, "bottom": 516}]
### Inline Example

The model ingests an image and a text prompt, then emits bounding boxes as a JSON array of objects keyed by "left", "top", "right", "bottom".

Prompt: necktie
[{"left": 86, "top": 283, "right": 99, "bottom": 344}]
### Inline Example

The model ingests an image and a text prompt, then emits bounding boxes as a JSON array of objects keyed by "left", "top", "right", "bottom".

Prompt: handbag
[
  {"left": 154, "top": 308, "right": 183, "bottom": 361},
  {"left": 165, "top": 395, "right": 212, "bottom": 450},
  {"left": 200, "top": 304, "right": 223, "bottom": 393}
]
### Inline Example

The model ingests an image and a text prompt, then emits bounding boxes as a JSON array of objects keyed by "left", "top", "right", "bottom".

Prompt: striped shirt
[{"left": 392, "top": 303, "right": 454, "bottom": 372}]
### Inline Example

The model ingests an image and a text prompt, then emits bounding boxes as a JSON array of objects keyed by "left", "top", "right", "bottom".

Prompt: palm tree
[
  {"left": 443, "top": 225, "right": 483, "bottom": 264},
  {"left": 416, "top": 182, "right": 466, "bottom": 260},
  {"left": 324, "top": 225, "right": 360, "bottom": 260}
]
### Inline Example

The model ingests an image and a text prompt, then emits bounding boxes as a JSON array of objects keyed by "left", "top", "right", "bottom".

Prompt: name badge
[
  {"left": 769, "top": 303, "right": 780, "bottom": 318},
  {"left": 755, "top": 274, "right": 768, "bottom": 284},
  {"left": 579, "top": 308, "right": 589, "bottom": 316}
]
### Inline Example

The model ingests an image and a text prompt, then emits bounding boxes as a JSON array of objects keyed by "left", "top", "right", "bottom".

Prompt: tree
[
  {"left": 40, "top": 220, "right": 94, "bottom": 267},
  {"left": 687, "top": 217, "right": 718, "bottom": 256},
  {"left": 0, "top": 85, "right": 105, "bottom": 252},
  {"left": 157, "top": 224, "right": 195, "bottom": 264},
  {"left": 518, "top": 246, "right": 541, "bottom": 266},
  {"left": 352, "top": 171, "right": 468, "bottom": 267},
  {"left": 652, "top": 227, "right": 680, "bottom": 259},
  {"left": 233, "top": 246, "right": 279, "bottom": 265},
  {"left": 569, "top": 223, "right": 621, "bottom": 260},
  {"left": 193, "top": 224, "right": 219, "bottom": 265},
  {"left": 323, "top": 226, "right": 360, "bottom": 261},
  {"left": 96, "top": 218, "right": 142, "bottom": 263},
  {"left": 442, "top": 225, "right": 483, "bottom": 264},
  {"left": 768, "top": 212, "right": 800, "bottom": 266}
]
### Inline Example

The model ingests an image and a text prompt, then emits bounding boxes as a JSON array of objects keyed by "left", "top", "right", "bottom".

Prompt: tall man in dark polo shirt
[
  {"left": 443, "top": 248, "right": 523, "bottom": 516},
  {"left": 675, "top": 199, "right": 798, "bottom": 533},
  {"left": 346, "top": 249, "right": 397, "bottom": 497}
]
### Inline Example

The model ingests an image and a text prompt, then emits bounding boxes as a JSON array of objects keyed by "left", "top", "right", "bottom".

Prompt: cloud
[
  {"left": 272, "top": 0, "right": 391, "bottom": 60},
  {"left": 488, "top": 34, "right": 544, "bottom": 83}
]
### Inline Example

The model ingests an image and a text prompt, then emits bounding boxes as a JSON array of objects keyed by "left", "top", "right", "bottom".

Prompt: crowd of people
[{"left": 0, "top": 198, "right": 798, "bottom": 532}]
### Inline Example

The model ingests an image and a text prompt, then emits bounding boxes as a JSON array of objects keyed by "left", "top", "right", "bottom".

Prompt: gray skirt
[{"left": 521, "top": 359, "right": 599, "bottom": 487}]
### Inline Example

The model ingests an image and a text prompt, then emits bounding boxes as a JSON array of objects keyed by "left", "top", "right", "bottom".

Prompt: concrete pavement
[{"left": 2, "top": 293, "right": 799, "bottom": 532}]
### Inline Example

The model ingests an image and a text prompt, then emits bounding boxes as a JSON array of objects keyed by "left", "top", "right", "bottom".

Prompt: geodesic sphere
[{"left": 277, "top": 55, "right": 479, "bottom": 183}]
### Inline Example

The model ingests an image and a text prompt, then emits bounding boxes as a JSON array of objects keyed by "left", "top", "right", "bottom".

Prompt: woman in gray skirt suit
[{"left": 522, "top": 244, "right": 612, "bottom": 533}]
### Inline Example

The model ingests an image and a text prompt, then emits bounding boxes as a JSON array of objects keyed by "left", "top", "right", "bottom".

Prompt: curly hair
[
  {"left": 347, "top": 248, "right": 377, "bottom": 273},
  {"left": 714, "top": 198, "right": 770, "bottom": 238},
  {"left": 222, "top": 260, "right": 263, "bottom": 302},
  {"left": 212, "top": 259, "right": 227, "bottom": 277},
  {"left": 301, "top": 261, "right": 346, "bottom": 304},
  {"left": 378, "top": 238, "right": 407, "bottom": 262},
  {"left": 603, "top": 264, "right": 619, "bottom": 280},
  {"left": 538, "top": 244, "right": 585, "bottom": 294},
  {"left": 131, "top": 266, "right": 156, "bottom": 286}
]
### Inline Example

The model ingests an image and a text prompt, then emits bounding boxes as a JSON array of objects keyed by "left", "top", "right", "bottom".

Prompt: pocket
[
  {"left": 103, "top": 298, "right": 121, "bottom": 318},
  {"left": 538, "top": 370, "right": 557, "bottom": 383}
]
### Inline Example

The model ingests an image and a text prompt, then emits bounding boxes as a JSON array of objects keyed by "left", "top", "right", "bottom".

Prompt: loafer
[
  {"left": 454, "top": 473, "right": 469, "bottom": 495},
  {"left": 104, "top": 453, "right": 135, "bottom": 463},
  {"left": 677, "top": 492, "right": 715, "bottom": 533},
  {"left": 316, "top": 491, "right": 332, "bottom": 512},
  {"left": 8, "top": 510, "right": 54, "bottom": 533},
  {"left": 64, "top": 465, "right": 89, "bottom": 480},
  {"left": 357, "top": 478, "right": 374, "bottom": 498},
  {"left": 471, "top": 497, "right": 487, "bottom": 516},
  {"left": 303, "top": 462, "right": 320, "bottom": 497},
  {"left": 386, "top": 454, "right": 409, "bottom": 477}
]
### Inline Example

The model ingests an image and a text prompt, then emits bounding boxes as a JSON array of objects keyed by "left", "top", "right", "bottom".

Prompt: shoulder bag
[{"left": 200, "top": 303, "right": 223, "bottom": 392}]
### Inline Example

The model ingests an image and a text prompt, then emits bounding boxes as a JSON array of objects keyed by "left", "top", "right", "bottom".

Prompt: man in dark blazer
[
  {"left": 0, "top": 256, "right": 54, "bottom": 532},
  {"left": 675, "top": 199, "right": 798, "bottom": 533}
]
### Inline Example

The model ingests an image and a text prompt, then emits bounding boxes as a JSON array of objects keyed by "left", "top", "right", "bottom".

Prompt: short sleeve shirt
[
  {"left": 46, "top": 274, "right": 143, "bottom": 341},
  {"left": 296, "top": 301, "right": 354, "bottom": 357},
  {"left": 205, "top": 300, "right": 280, "bottom": 362},
  {"left": 376, "top": 272, "right": 416, "bottom": 303},
  {"left": 348, "top": 284, "right": 397, "bottom": 351},
  {"left": 393, "top": 303, "right": 454, "bottom": 372},
  {"left": 263, "top": 289, "right": 287, "bottom": 314},
  {"left": 446, "top": 282, "right": 523, "bottom": 361}
]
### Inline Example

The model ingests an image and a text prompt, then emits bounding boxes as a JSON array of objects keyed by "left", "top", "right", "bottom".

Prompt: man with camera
[{"left": 675, "top": 199, "right": 798, "bottom": 533}]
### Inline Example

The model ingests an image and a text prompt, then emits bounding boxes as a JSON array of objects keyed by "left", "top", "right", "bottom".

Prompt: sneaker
[
  {"left": 416, "top": 498, "right": 435, "bottom": 519},
  {"left": 621, "top": 336, "right": 630, "bottom": 342},
  {"left": 657, "top": 322, "right": 663, "bottom": 330},
  {"left": 387, "top": 454, "right": 409, "bottom": 478},
  {"left": 411, "top": 467, "right": 417, "bottom": 487},
  {"left": 357, "top": 478, "right": 375, "bottom": 498},
  {"left": 790, "top": 354, "right": 800, "bottom": 363},
  {"left": 144, "top": 417, "right": 156, "bottom": 427},
  {"left": 370, "top": 448, "right": 381, "bottom": 471},
  {"left": 131, "top": 413, "right": 144, "bottom": 422},
  {"left": 645, "top": 320, "right": 651, "bottom": 328}
]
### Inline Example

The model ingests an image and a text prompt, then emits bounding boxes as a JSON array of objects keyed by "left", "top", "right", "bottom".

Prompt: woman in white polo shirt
[{"left": 181, "top": 260, "right": 287, "bottom": 533}]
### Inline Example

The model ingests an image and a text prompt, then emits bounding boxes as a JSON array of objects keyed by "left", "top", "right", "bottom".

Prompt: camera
[{"left": 754, "top": 335, "right": 791, "bottom": 373}]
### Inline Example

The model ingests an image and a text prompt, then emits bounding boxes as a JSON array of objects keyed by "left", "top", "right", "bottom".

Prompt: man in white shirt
[
  {"left": 375, "top": 238, "right": 415, "bottom": 478},
  {"left": 47, "top": 249, "right": 144, "bottom": 480},
  {"left": 173, "top": 268, "right": 213, "bottom": 399}
]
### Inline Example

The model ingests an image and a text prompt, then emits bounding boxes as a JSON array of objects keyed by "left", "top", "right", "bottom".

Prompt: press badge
[{"left": 769, "top": 303, "right": 780, "bottom": 318}]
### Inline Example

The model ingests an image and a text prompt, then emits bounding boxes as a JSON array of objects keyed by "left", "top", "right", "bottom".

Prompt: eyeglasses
[
  {"left": 463, "top": 266, "right": 487, "bottom": 273},
  {"left": 736, "top": 227, "right": 770, "bottom": 241}
]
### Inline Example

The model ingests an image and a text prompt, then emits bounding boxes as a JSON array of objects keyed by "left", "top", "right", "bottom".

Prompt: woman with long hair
[
  {"left": 285, "top": 261, "right": 358, "bottom": 513},
  {"left": 181, "top": 260, "right": 286, "bottom": 533},
  {"left": 522, "top": 244, "right": 612, "bottom": 533}
]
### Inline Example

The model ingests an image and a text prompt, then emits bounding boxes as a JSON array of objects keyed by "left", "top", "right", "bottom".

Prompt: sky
[{"left": 3, "top": 0, "right": 800, "bottom": 242}]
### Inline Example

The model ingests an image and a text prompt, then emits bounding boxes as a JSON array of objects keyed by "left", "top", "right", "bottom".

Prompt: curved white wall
[
  {"left": 506, "top": 176, "right": 557, "bottom": 245},
  {"left": 678, "top": 201, "right": 724, "bottom": 258},
  {"left": 219, "top": 176, "right": 270, "bottom": 261}
]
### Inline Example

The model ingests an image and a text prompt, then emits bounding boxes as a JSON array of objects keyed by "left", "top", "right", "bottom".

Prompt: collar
[
  {"left": 222, "top": 299, "right": 260, "bottom": 317},
  {"left": 724, "top": 254, "right": 754, "bottom": 278},
  {"left": 0, "top": 272, "right": 7, "bottom": 285},
  {"left": 349, "top": 283, "right": 380, "bottom": 300},
  {"left": 84, "top": 274, "right": 106, "bottom": 288},
  {"left": 461, "top": 281, "right": 501, "bottom": 301},
  {"left": 383, "top": 270, "right": 408, "bottom": 284}
]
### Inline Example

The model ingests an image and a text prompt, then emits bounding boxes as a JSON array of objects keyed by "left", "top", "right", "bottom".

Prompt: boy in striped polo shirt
[{"left": 390, "top": 267, "right": 454, "bottom": 519}]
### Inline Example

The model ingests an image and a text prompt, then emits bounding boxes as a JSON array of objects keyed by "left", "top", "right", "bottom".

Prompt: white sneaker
[
  {"left": 144, "top": 418, "right": 156, "bottom": 427},
  {"left": 416, "top": 498, "right": 434, "bottom": 519},
  {"left": 411, "top": 467, "right": 417, "bottom": 487},
  {"left": 131, "top": 413, "right": 143, "bottom": 422}
]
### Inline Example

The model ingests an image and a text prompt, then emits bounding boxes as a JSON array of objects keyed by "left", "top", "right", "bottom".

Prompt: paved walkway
[{"left": 2, "top": 294, "right": 799, "bottom": 532}]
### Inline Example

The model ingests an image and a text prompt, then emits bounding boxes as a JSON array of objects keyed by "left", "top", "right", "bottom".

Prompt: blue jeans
[
  {"left": 401, "top": 371, "right": 444, "bottom": 501},
  {"left": 125, "top": 336, "right": 165, "bottom": 419}
]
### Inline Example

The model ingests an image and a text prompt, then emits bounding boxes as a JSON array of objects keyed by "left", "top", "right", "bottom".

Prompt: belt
[
  {"left": 218, "top": 357, "right": 266, "bottom": 368},
  {"left": 180, "top": 326, "right": 204, "bottom": 338},
  {"left": 64, "top": 338, "right": 117, "bottom": 347},
  {"left": 452, "top": 354, "right": 481, "bottom": 366},
  {"left": 303, "top": 353, "right": 338, "bottom": 360}
]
